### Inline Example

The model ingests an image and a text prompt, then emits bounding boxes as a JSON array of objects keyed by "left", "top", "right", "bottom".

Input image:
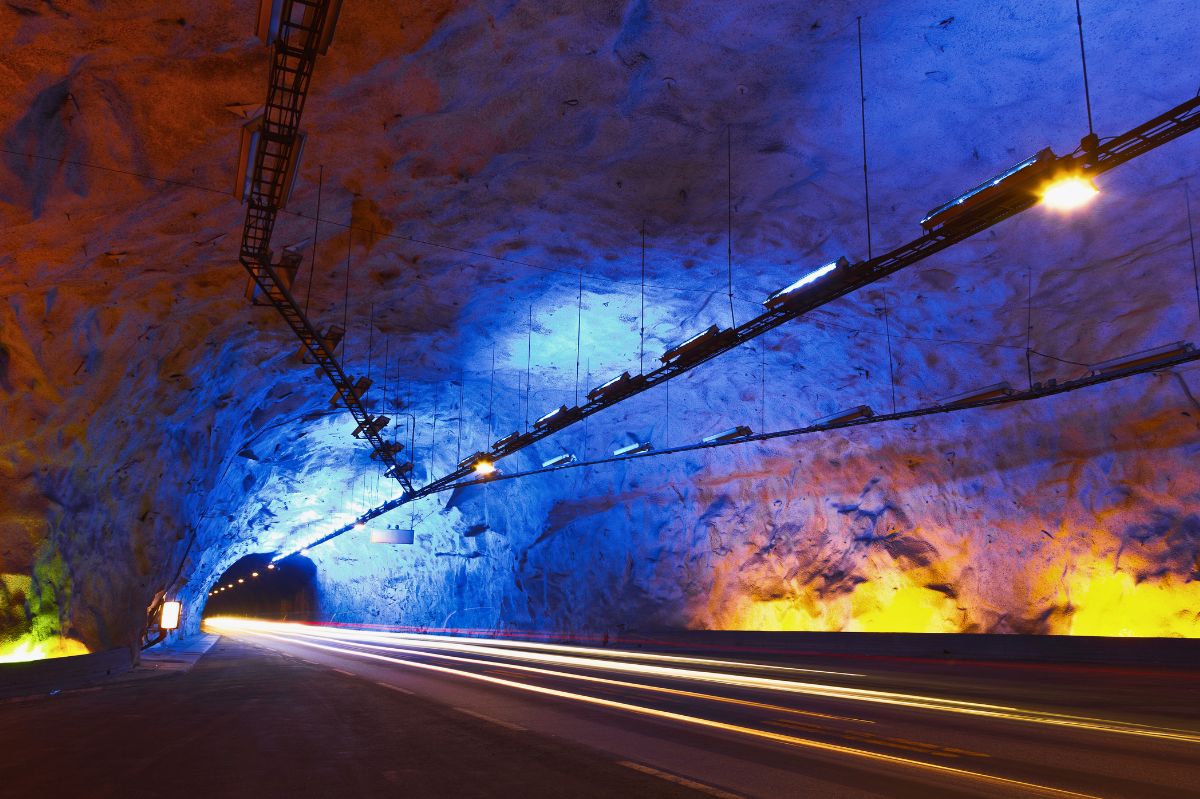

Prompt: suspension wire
[
  {"left": 859, "top": 16, "right": 895, "bottom": 413},
  {"left": 488, "top": 343, "right": 496, "bottom": 442},
  {"left": 857, "top": 17, "right": 873, "bottom": 261},
  {"left": 303, "top": 164, "right": 322, "bottom": 316},
  {"left": 640, "top": 222, "right": 647, "bottom": 375},
  {"left": 525, "top": 302, "right": 533, "bottom": 432},
  {"left": 727, "top": 126, "right": 737, "bottom": 328},
  {"left": 1075, "top": 0, "right": 1095, "bottom": 137},
  {"left": 1026, "top": 269, "right": 1035, "bottom": 389},
  {"left": 760, "top": 335, "right": 766, "bottom": 432},
  {"left": 575, "top": 266, "right": 584, "bottom": 406},
  {"left": 430, "top": 383, "right": 439, "bottom": 479},
  {"left": 341, "top": 223, "right": 352, "bottom": 370},
  {"left": 365, "top": 302, "right": 374, "bottom": 383},
  {"left": 1187, "top": 185, "right": 1200, "bottom": 324},
  {"left": 456, "top": 367, "right": 465, "bottom": 466}
]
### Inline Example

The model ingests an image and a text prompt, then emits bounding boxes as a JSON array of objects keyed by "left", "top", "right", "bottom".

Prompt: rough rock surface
[{"left": 1, "top": 0, "right": 1198, "bottom": 657}]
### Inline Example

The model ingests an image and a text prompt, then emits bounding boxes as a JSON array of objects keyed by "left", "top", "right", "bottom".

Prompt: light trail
[
  {"left": 211, "top": 619, "right": 1099, "bottom": 799},
  {"left": 207, "top": 618, "right": 1200, "bottom": 746}
]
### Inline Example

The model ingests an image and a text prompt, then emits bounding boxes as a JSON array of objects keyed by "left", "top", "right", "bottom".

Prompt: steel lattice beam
[{"left": 238, "top": 0, "right": 415, "bottom": 496}]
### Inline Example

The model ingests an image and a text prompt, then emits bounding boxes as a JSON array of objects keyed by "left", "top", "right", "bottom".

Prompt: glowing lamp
[
  {"left": 160, "top": 601, "right": 182, "bottom": 631},
  {"left": 473, "top": 459, "right": 498, "bottom": 477},
  {"left": 613, "top": 441, "right": 652, "bottom": 457},
  {"left": 252, "top": 572, "right": 259, "bottom": 578},
  {"left": 921, "top": 148, "right": 1056, "bottom": 232},
  {"left": 238, "top": 578, "right": 245, "bottom": 584},
  {"left": 1040, "top": 175, "right": 1098, "bottom": 211}
]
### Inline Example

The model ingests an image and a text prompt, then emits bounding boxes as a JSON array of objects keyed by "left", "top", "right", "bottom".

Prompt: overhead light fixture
[
  {"left": 473, "top": 459, "right": 498, "bottom": 477},
  {"left": 541, "top": 453, "right": 577, "bottom": 469},
  {"left": 267, "top": 564, "right": 275, "bottom": 570},
  {"left": 920, "top": 148, "right": 1057, "bottom": 232},
  {"left": 237, "top": 578, "right": 245, "bottom": 584},
  {"left": 763, "top": 256, "right": 850, "bottom": 310},
  {"left": 1090, "top": 341, "right": 1194, "bottom": 376},
  {"left": 256, "top": 0, "right": 342, "bottom": 54},
  {"left": 614, "top": 441, "right": 652, "bottom": 457},
  {"left": 233, "top": 114, "right": 306, "bottom": 211},
  {"left": 1040, "top": 175, "right": 1099, "bottom": 211},
  {"left": 660, "top": 325, "right": 731, "bottom": 365},
  {"left": 352, "top": 415, "right": 390, "bottom": 439},
  {"left": 251, "top": 572, "right": 259, "bottom": 578},
  {"left": 493, "top": 429, "right": 531, "bottom": 453},
  {"left": 586, "top": 371, "right": 647, "bottom": 403},
  {"left": 811, "top": 405, "right": 875, "bottom": 427},
  {"left": 458, "top": 450, "right": 490, "bottom": 470},
  {"left": 300, "top": 324, "right": 346, "bottom": 363},
  {"left": 701, "top": 425, "right": 752, "bottom": 444},
  {"left": 939, "top": 382, "right": 1015, "bottom": 407},
  {"left": 534, "top": 405, "right": 568, "bottom": 429}
]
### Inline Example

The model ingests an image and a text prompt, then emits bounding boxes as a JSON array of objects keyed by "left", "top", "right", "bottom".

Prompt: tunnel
[{"left": 1, "top": 1, "right": 1199, "bottom": 797}]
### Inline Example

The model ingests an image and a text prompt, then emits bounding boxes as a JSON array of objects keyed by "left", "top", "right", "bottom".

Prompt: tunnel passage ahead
[{"left": 201, "top": 553, "right": 318, "bottom": 622}]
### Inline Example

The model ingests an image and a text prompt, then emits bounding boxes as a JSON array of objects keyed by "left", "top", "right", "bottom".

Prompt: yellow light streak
[
  {"left": 205, "top": 618, "right": 1200, "bottom": 746},
  {"left": 214, "top": 622, "right": 1099, "bottom": 799}
]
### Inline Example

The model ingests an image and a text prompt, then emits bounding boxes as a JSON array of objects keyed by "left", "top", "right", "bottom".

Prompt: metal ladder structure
[{"left": 238, "top": 0, "right": 415, "bottom": 497}]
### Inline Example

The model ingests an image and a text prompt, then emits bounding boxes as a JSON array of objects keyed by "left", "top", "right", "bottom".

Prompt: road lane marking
[
  {"left": 453, "top": 707, "right": 527, "bottom": 732},
  {"left": 767, "top": 718, "right": 989, "bottom": 759},
  {"left": 618, "top": 761, "right": 744, "bottom": 799},
  {"left": 376, "top": 681, "right": 414, "bottom": 695},
  {"left": 239, "top": 629, "right": 1100, "bottom": 799},
  {"left": 331, "top": 668, "right": 356, "bottom": 677}
]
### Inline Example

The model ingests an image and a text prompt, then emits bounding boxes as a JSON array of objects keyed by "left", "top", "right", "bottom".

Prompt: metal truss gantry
[{"left": 238, "top": 0, "right": 415, "bottom": 496}]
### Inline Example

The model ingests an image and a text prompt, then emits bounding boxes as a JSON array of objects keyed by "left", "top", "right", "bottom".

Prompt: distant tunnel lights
[
  {"left": 159, "top": 601, "right": 181, "bottom": 631},
  {"left": 1040, "top": 175, "right": 1099, "bottom": 211},
  {"left": 763, "top": 257, "right": 850, "bottom": 310}
]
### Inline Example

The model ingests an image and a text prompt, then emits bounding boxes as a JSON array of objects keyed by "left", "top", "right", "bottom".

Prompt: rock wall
[{"left": 1, "top": 0, "right": 1198, "bottom": 658}]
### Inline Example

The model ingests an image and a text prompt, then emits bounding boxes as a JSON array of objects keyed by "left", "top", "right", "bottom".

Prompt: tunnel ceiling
[{"left": 2, "top": 0, "right": 1199, "bottom": 653}]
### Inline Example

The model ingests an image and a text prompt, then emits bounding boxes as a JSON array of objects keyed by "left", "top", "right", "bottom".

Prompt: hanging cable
[
  {"left": 303, "top": 164, "right": 322, "bottom": 316},
  {"left": 341, "top": 224, "right": 352, "bottom": 371},
  {"left": 859, "top": 16, "right": 895, "bottom": 414},
  {"left": 456, "top": 368, "right": 465, "bottom": 465},
  {"left": 575, "top": 266, "right": 584, "bottom": 406},
  {"left": 525, "top": 303, "right": 533, "bottom": 432},
  {"left": 488, "top": 344, "right": 496, "bottom": 442},
  {"left": 1187, "top": 185, "right": 1200, "bottom": 324},
  {"left": 640, "top": 222, "right": 647, "bottom": 375},
  {"left": 365, "top": 302, "right": 374, "bottom": 383},
  {"left": 727, "top": 125, "right": 737, "bottom": 327},
  {"left": 1075, "top": 0, "right": 1096, "bottom": 140},
  {"left": 1026, "top": 269, "right": 1035, "bottom": 390}
]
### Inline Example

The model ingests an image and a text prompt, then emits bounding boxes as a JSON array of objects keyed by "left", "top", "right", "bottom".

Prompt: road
[{"left": 207, "top": 618, "right": 1200, "bottom": 798}]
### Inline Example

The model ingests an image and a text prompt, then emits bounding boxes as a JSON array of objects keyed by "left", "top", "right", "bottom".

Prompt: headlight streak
[
  {"left": 206, "top": 619, "right": 1200, "bottom": 746},
  {"left": 219, "top": 624, "right": 1099, "bottom": 799}
]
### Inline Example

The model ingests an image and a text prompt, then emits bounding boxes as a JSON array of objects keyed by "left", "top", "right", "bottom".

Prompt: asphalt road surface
[{"left": 203, "top": 618, "right": 1200, "bottom": 798}]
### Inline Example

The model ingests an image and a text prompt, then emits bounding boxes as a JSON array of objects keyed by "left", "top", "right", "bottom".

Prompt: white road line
[
  {"left": 618, "top": 761, "right": 744, "bottom": 799},
  {"left": 376, "top": 681, "right": 414, "bottom": 695},
  {"left": 331, "top": 668, "right": 356, "bottom": 677},
  {"left": 453, "top": 707, "right": 527, "bottom": 732}
]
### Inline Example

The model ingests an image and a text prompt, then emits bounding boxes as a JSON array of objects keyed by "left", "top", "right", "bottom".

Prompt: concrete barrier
[{"left": 0, "top": 647, "right": 135, "bottom": 701}]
